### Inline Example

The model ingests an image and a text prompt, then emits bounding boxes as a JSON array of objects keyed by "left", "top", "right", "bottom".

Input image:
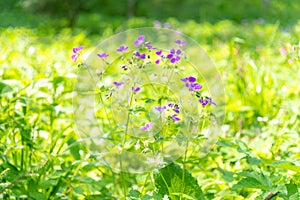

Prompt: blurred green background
[{"left": 1, "top": 0, "right": 300, "bottom": 31}]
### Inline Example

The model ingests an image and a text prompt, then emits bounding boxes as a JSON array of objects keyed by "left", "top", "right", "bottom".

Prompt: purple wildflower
[
  {"left": 168, "top": 103, "right": 174, "bottom": 107},
  {"left": 121, "top": 65, "right": 127, "bottom": 70},
  {"left": 156, "top": 50, "right": 163, "bottom": 56},
  {"left": 167, "top": 48, "right": 181, "bottom": 63},
  {"left": 135, "top": 52, "right": 146, "bottom": 59},
  {"left": 199, "top": 97, "right": 216, "bottom": 106},
  {"left": 199, "top": 99, "right": 209, "bottom": 106},
  {"left": 186, "top": 83, "right": 202, "bottom": 91},
  {"left": 181, "top": 76, "right": 202, "bottom": 91},
  {"left": 180, "top": 77, "right": 189, "bottom": 82},
  {"left": 117, "top": 45, "right": 128, "bottom": 52},
  {"left": 169, "top": 114, "right": 180, "bottom": 121},
  {"left": 140, "top": 122, "right": 154, "bottom": 131},
  {"left": 174, "top": 104, "right": 180, "bottom": 114},
  {"left": 132, "top": 86, "right": 140, "bottom": 93},
  {"left": 209, "top": 97, "right": 217, "bottom": 106},
  {"left": 144, "top": 42, "right": 156, "bottom": 50},
  {"left": 134, "top": 35, "right": 145, "bottom": 46},
  {"left": 175, "top": 40, "right": 187, "bottom": 46},
  {"left": 188, "top": 76, "right": 196, "bottom": 82},
  {"left": 97, "top": 53, "right": 109, "bottom": 58},
  {"left": 181, "top": 76, "right": 196, "bottom": 83},
  {"left": 155, "top": 59, "right": 160, "bottom": 65},
  {"left": 71, "top": 46, "right": 84, "bottom": 62},
  {"left": 155, "top": 105, "right": 166, "bottom": 112},
  {"left": 113, "top": 81, "right": 124, "bottom": 87}
]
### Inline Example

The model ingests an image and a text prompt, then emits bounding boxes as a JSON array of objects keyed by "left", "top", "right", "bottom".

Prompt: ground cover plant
[{"left": 0, "top": 7, "right": 300, "bottom": 200}]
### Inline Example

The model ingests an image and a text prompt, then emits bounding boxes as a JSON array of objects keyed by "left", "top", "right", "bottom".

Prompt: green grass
[{"left": 0, "top": 14, "right": 300, "bottom": 199}]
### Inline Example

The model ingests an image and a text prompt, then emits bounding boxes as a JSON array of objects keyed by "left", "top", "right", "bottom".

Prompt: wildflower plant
[{"left": 72, "top": 28, "right": 225, "bottom": 173}]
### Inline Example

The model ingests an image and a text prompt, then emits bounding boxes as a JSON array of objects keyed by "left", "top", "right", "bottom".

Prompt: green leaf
[
  {"left": 67, "top": 137, "right": 81, "bottom": 160},
  {"left": 216, "top": 140, "right": 235, "bottom": 147},
  {"left": 0, "top": 81, "right": 13, "bottom": 94},
  {"left": 235, "top": 140, "right": 250, "bottom": 153},
  {"left": 218, "top": 168, "right": 235, "bottom": 182},
  {"left": 232, "top": 177, "right": 268, "bottom": 190},
  {"left": 127, "top": 189, "right": 141, "bottom": 199},
  {"left": 237, "top": 171, "right": 272, "bottom": 190},
  {"left": 143, "top": 98, "right": 156, "bottom": 104},
  {"left": 154, "top": 163, "right": 206, "bottom": 200},
  {"left": 271, "top": 161, "right": 300, "bottom": 173},
  {"left": 286, "top": 182, "right": 298, "bottom": 198},
  {"left": 246, "top": 156, "right": 262, "bottom": 165}
]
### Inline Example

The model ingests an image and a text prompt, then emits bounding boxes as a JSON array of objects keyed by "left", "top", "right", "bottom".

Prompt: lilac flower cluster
[
  {"left": 181, "top": 76, "right": 202, "bottom": 91},
  {"left": 166, "top": 48, "right": 181, "bottom": 63},
  {"left": 140, "top": 122, "right": 154, "bottom": 131},
  {"left": 72, "top": 33, "right": 216, "bottom": 138},
  {"left": 154, "top": 103, "right": 181, "bottom": 122},
  {"left": 181, "top": 76, "right": 216, "bottom": 107},
  {"left": 71, "top": 46, "right": 84, "bottom": 62}
]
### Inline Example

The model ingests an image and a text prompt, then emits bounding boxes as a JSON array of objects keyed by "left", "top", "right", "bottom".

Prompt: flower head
[
  {"left": 132, "top": 86, "right": 141, "bottom": 93},
  {"left": 175, "top": 40, "right": 187, "bottom": 46},
  {"left": 71, "top": 46, "right": 84, "bottom": 62},
  {"left": 156, "top": 50, "right": 163, "bottom": 56},
  {"left": 144, "top": 42, "right": 156, "bottom": 50},
  {"left": 140, "top": 122, "right": 154, "bottom": 131},
  {"left": 117, "top": 45, "right": 128, "bottom": 52},
  {"left": 134, "top": 35, "right": 145, "bottom": 47},
  {"left": 121, "top": 65, "right": 127, "bottom": 70},
  {"left": 169, "top": 114, "right": 180, "bottom": 121},
  {"left": 155, "top": 105, "right": 166, "bottom": 112},
  {"left": 135, "top": 52, "right": 146, "bottom": 59},
  {"left": 167, "top": 48, "right": 181, "bottom": 63},
  {"left": 97, "top": 53, "right": 109, "bottom": 58},
  {"left": 199, "top": 99, "right": 209, "bottom": 106},
  {"left": 113, "top": 81, "right": 124, "bottom": 87},
  {"left": 72, "top": 46, "right": 84, "bottom": 54},
  {"left": 186, "top": 83, "right": 202, "bottom": 91},
  {"left": 199, "top": 97, "right": 216, "bottom": 106}
]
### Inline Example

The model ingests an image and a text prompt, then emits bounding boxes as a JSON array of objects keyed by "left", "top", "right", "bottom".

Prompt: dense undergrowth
[{"left": 0, "top": 16, "right": 299, "bottom": 199}]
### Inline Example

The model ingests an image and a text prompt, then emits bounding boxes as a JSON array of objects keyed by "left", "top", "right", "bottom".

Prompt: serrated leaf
[
  {"left": 237, "top": 170, "right": 272, "bottom": 190},
  {"left": 154, "top": 163, "right": 206, "bottom": 200},
  {"left": 232, "top": 177, "right": 268, "bottom": 190}
]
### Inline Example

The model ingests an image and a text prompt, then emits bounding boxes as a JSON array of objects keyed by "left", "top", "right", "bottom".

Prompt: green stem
[{"left": 82, "top": 62, "right": 112, "bottom": 127}]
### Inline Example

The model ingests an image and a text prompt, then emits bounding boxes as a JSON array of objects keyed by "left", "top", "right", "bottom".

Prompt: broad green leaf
[
  {"left": 237, "top": 171, "right": 272, "bottom": 190},
  {"left": 0, "top": 81, "right": 13, "bottom": 94},
  {"left": 67, "top": 137, "right": 81, "bottom": 160},
  {"left": 232, "top": 177, "right": 268, "bottom": 190},
  {"left": 286, "top": 182, "right": 298, "bottom": 198},
  {"left": 218, "top": 168, "right": 235, "bottom": 182},
  {"left": 127, "top": 189, "right": 141, "bottom": 199},
  {"left": 271, "top": 161, "right": 300, "bottom": 173},
  {"left": 246, "top": 156, "right": 262, "bottom": 165},
  {"left": 154, "top": 163, "right": 206, "bottom": 200},
  {"left": 216, "top": 140, "right": 235, "bottom": 147}
]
